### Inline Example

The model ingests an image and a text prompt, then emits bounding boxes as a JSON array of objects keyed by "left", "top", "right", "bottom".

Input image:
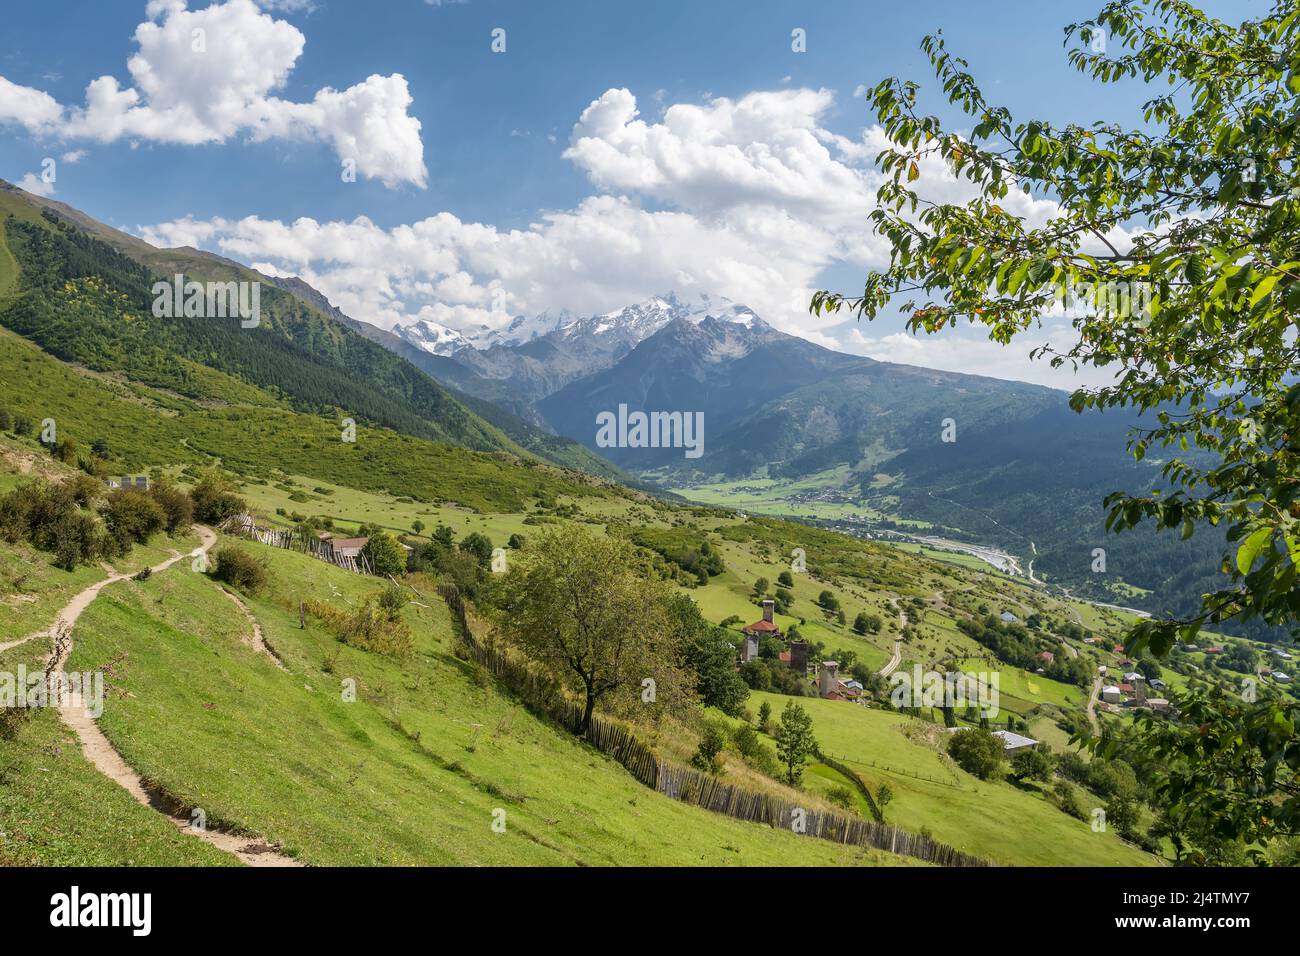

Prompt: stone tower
[{"left": 819, "top": 661, "right": 840, "bottom": 698}]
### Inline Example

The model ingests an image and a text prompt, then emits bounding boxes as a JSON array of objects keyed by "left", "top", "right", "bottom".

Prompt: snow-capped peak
[
  {"left": 394, "top": 319, "right": 472, "bottom": 356},
  {"left": 396, "top": 291, "right": 765, "bottom": 356}
]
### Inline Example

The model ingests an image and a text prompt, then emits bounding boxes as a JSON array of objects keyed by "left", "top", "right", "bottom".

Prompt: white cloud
[
  {"left": 564, "top": 87, "right": 875, "bottom": 222},
  {"left": 0, "top": 76, "right": 63, "bottom": 135},
  {"left": 0, "top": 0, "right": 426, "bottom": 189},
  {"left": 139, "top": 194, "right": 836, "bottom": 333},
  {"left": 136, "top": 84, "right": 1105, "bottom": 387},
  {"left": 16, "top": 172, "right": 55, "bottom": 197}
]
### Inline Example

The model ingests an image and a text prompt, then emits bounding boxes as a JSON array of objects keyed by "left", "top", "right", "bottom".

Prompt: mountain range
[
  {"left": 371, "top": 286, "right": 1253, "bottom": 638},
  {"left": 0, "top": 178, "right": 1256, "bottom": 638}
]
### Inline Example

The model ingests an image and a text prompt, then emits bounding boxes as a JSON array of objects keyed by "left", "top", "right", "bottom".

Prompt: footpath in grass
[{"left": 57, "top": 540, "right": 914, "bottom": 866}]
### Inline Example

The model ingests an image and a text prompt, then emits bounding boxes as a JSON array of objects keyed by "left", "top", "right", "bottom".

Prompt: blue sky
[{"left": 0, "top": 0, "right": 1258, "bottom": 387}]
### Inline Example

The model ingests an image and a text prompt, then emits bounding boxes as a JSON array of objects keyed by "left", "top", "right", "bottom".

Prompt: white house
[{"left": 991, "top": 730, "right": 1039, "bottom": 753}]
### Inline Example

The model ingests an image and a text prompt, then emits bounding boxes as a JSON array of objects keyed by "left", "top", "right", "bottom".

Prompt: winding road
[
  {"left": 1085, "top": 674, "right": 1103, "bottom": 734},
  {"left": 878, "top": 639, "right": 903, "bottom": 678},
  {"left": 48, "top": 525, "right": 300, "bottom": 867}
]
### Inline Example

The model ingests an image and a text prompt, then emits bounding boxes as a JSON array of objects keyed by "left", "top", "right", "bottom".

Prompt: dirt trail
[
  {"left": 218, "top": 586, "right": 286, "bottom": 670},
  {"left": 1086, "top": 674, "right": 1102, "bottom": 734},
  {"left": 878, "top": 639, "right": 903, "bottom": 678},
  {"left": 50, "top": 525, "right": 302, "bottom": 867},
  {"left": 0, "top": 629, "right": 46, "bottom": 654},
  {"left": 877, "top": 603, "right": 906, "bottom": 678}
]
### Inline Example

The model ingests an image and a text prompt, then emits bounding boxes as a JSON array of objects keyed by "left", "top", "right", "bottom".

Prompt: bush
[
  {"left": 459, "top": 531, "right": 495, "bottom": 568},
  {"left": 690, "top": 722, "right": 728, "bottom": 775},
  {"left": 103, "top": 489, "right": 166, "bottom": 549},
  {"left": 947, "top": 728, "right": 1007, "bottom": 780},
  {"left": 211, "top": 546, "right": 267, "bottom": 592},
  {"left": 731, "top": 723, "right": 765, "bottom": 762},
  {"left": 1052, "top": 780, "right": 1088, "bottom": 821},
  {"left": 1010, "top": 746, "right": 1055, "bottom": 783},
  {"left": 362, "top": 531, "right": 407, "bottom": 577},
  {"left": 826, "top": 786, "right": 854, "bottom": 810},
  {"left": 190, "top": 473, "right": 246, "bottom": 525},
  {"left": 378, "top": 583, "right": 407, "bottom": 620},
  {"left": 51, "top": 511, "right": 101, "bottom": 571},
  {"left": 67, "top": 474, "right": 104, "bottom": 508},
  {"left": 303, "top": 598, "right": 413, "bottom": 658},
  {"left": 148, "top": 480, "right": 194, "bottom": 533}
]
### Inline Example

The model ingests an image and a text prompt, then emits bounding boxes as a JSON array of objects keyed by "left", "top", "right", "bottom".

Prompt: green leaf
[
  {"left": 1249, "top": 274, "right": 1280, "bottom": 307},
  {"left": 1236, "top": 527, "right": 1271, "bottom": 576}
]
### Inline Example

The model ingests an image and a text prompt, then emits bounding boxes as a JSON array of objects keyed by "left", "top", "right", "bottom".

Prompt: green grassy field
[
  {"left": 0, "top": 385, "right": 1161, "bottom": 866},
  {"left": 10, "top": 538, "right": 910, "bottom": 866},
  {"left": 748, "top": 691, "right": 1155, "bottom": 866}
]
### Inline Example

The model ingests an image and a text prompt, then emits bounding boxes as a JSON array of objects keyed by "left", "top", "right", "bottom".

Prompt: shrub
[
  {"left": 148, "top": 480, "right": 194, "bottom": 533},
  {"left": 67, "top": 474, "right": 104, "bottom": 508},
  {"left": 459, "top": 531, "right": 494, "bottom": 568},
  {"left": 947, "top": 728, "right": 1007, "bottom": 780},
  {"left": 378, "top": 583, "right": 407, "bottom": 620},
  {"left": 362, "top": 531, "right": 406, "bottom": 577},
  {"left": 303, "top": 598, "right": 413, "bottom": 658},
  {"left": 51, "top": 511, "right": 101, "bottom": 571},
  {"left": 103, "top": 489, "right": 166, "bottom": 549},
  {"left": 1052, "top": 780, "right": 1087, "bottom": 821},
  {"left": 826, "top": 786, "right": 854, "bottom": 810},
  {"left": 1010, "top": 746, "right": 1055, "bottom": 783},
  {"left": 731, "top": 723, "right": 763, "bottom": 760},
  {"left": 190, "top": 473, "right": 246, "bottom": 525},
  {"left": 690, "top": 722, "right": 728, "bottom": 775},
  {"left": 211, "top": 546, "right": 267, "bottom": 592}
]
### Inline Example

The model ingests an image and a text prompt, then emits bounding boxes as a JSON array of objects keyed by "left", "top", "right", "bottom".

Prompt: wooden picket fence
[
  {"left": 818, "top": 753, "right": 885, "bottom": 822},
  {"left": 225, "top": 516, "right": 372, "bottom": 575},
  {"left": 437, "top": 583, "right": 991, "bottom": 867}
]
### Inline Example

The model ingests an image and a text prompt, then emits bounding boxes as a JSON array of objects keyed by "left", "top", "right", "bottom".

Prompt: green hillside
[
  {"left": 0, "top": 183, "right": 1183, "bottom": 869},
  {"left": 0, "top": 522, "right": 909, "bottom": 866},
  {"left": 0, "top": 326, "right": 613, "bottom": 512}
]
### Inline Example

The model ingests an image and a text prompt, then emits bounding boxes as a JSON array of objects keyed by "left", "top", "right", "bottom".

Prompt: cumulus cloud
[
  {"left": 565, "top": 87, "right": 875, "bottom": 222},
  {"left": 140, "top": 194, "right": 839, "bottom": 333},
  {"left": 0, "top": 0, "right": 426, "bottom": 188},
  {"left": 0, "top": 77, "right": 63, "bottom": 135},
  {"left": 136, "top": 83, "right": 1104, "bottom": 387},
  {"left": 16, "top": 172, "right": 55, "bottom": 197}
]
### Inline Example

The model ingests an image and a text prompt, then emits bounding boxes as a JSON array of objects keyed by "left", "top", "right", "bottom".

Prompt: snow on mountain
[
  {"left": 395, "top": 292, "right": 766, "bottom": 357},
  {"left": 394, "top": 319, "right": 474, "bottom": 356}
]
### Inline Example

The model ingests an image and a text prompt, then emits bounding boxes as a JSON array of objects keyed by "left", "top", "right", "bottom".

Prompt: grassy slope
[
  {"left": 49, "top": 540, "right": 910, "bottom": 866},
  {"left": 0, "top": 528, "right": 236, "bottom": 865},
  {"left": 0, "top": 326, "right": 616, "bottom": 513},
  {"left": 748, "top": 691, "right": 1155, "bottom": 867}
]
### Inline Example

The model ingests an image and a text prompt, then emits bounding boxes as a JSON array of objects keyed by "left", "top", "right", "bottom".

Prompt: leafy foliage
[{"left": 814, "top": 0, "right": 1300, "bottom": 845}]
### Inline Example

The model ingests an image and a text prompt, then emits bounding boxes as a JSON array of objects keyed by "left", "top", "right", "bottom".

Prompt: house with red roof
[{"left": 741, "top": 599, "right": 781, "bottom": 662}]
